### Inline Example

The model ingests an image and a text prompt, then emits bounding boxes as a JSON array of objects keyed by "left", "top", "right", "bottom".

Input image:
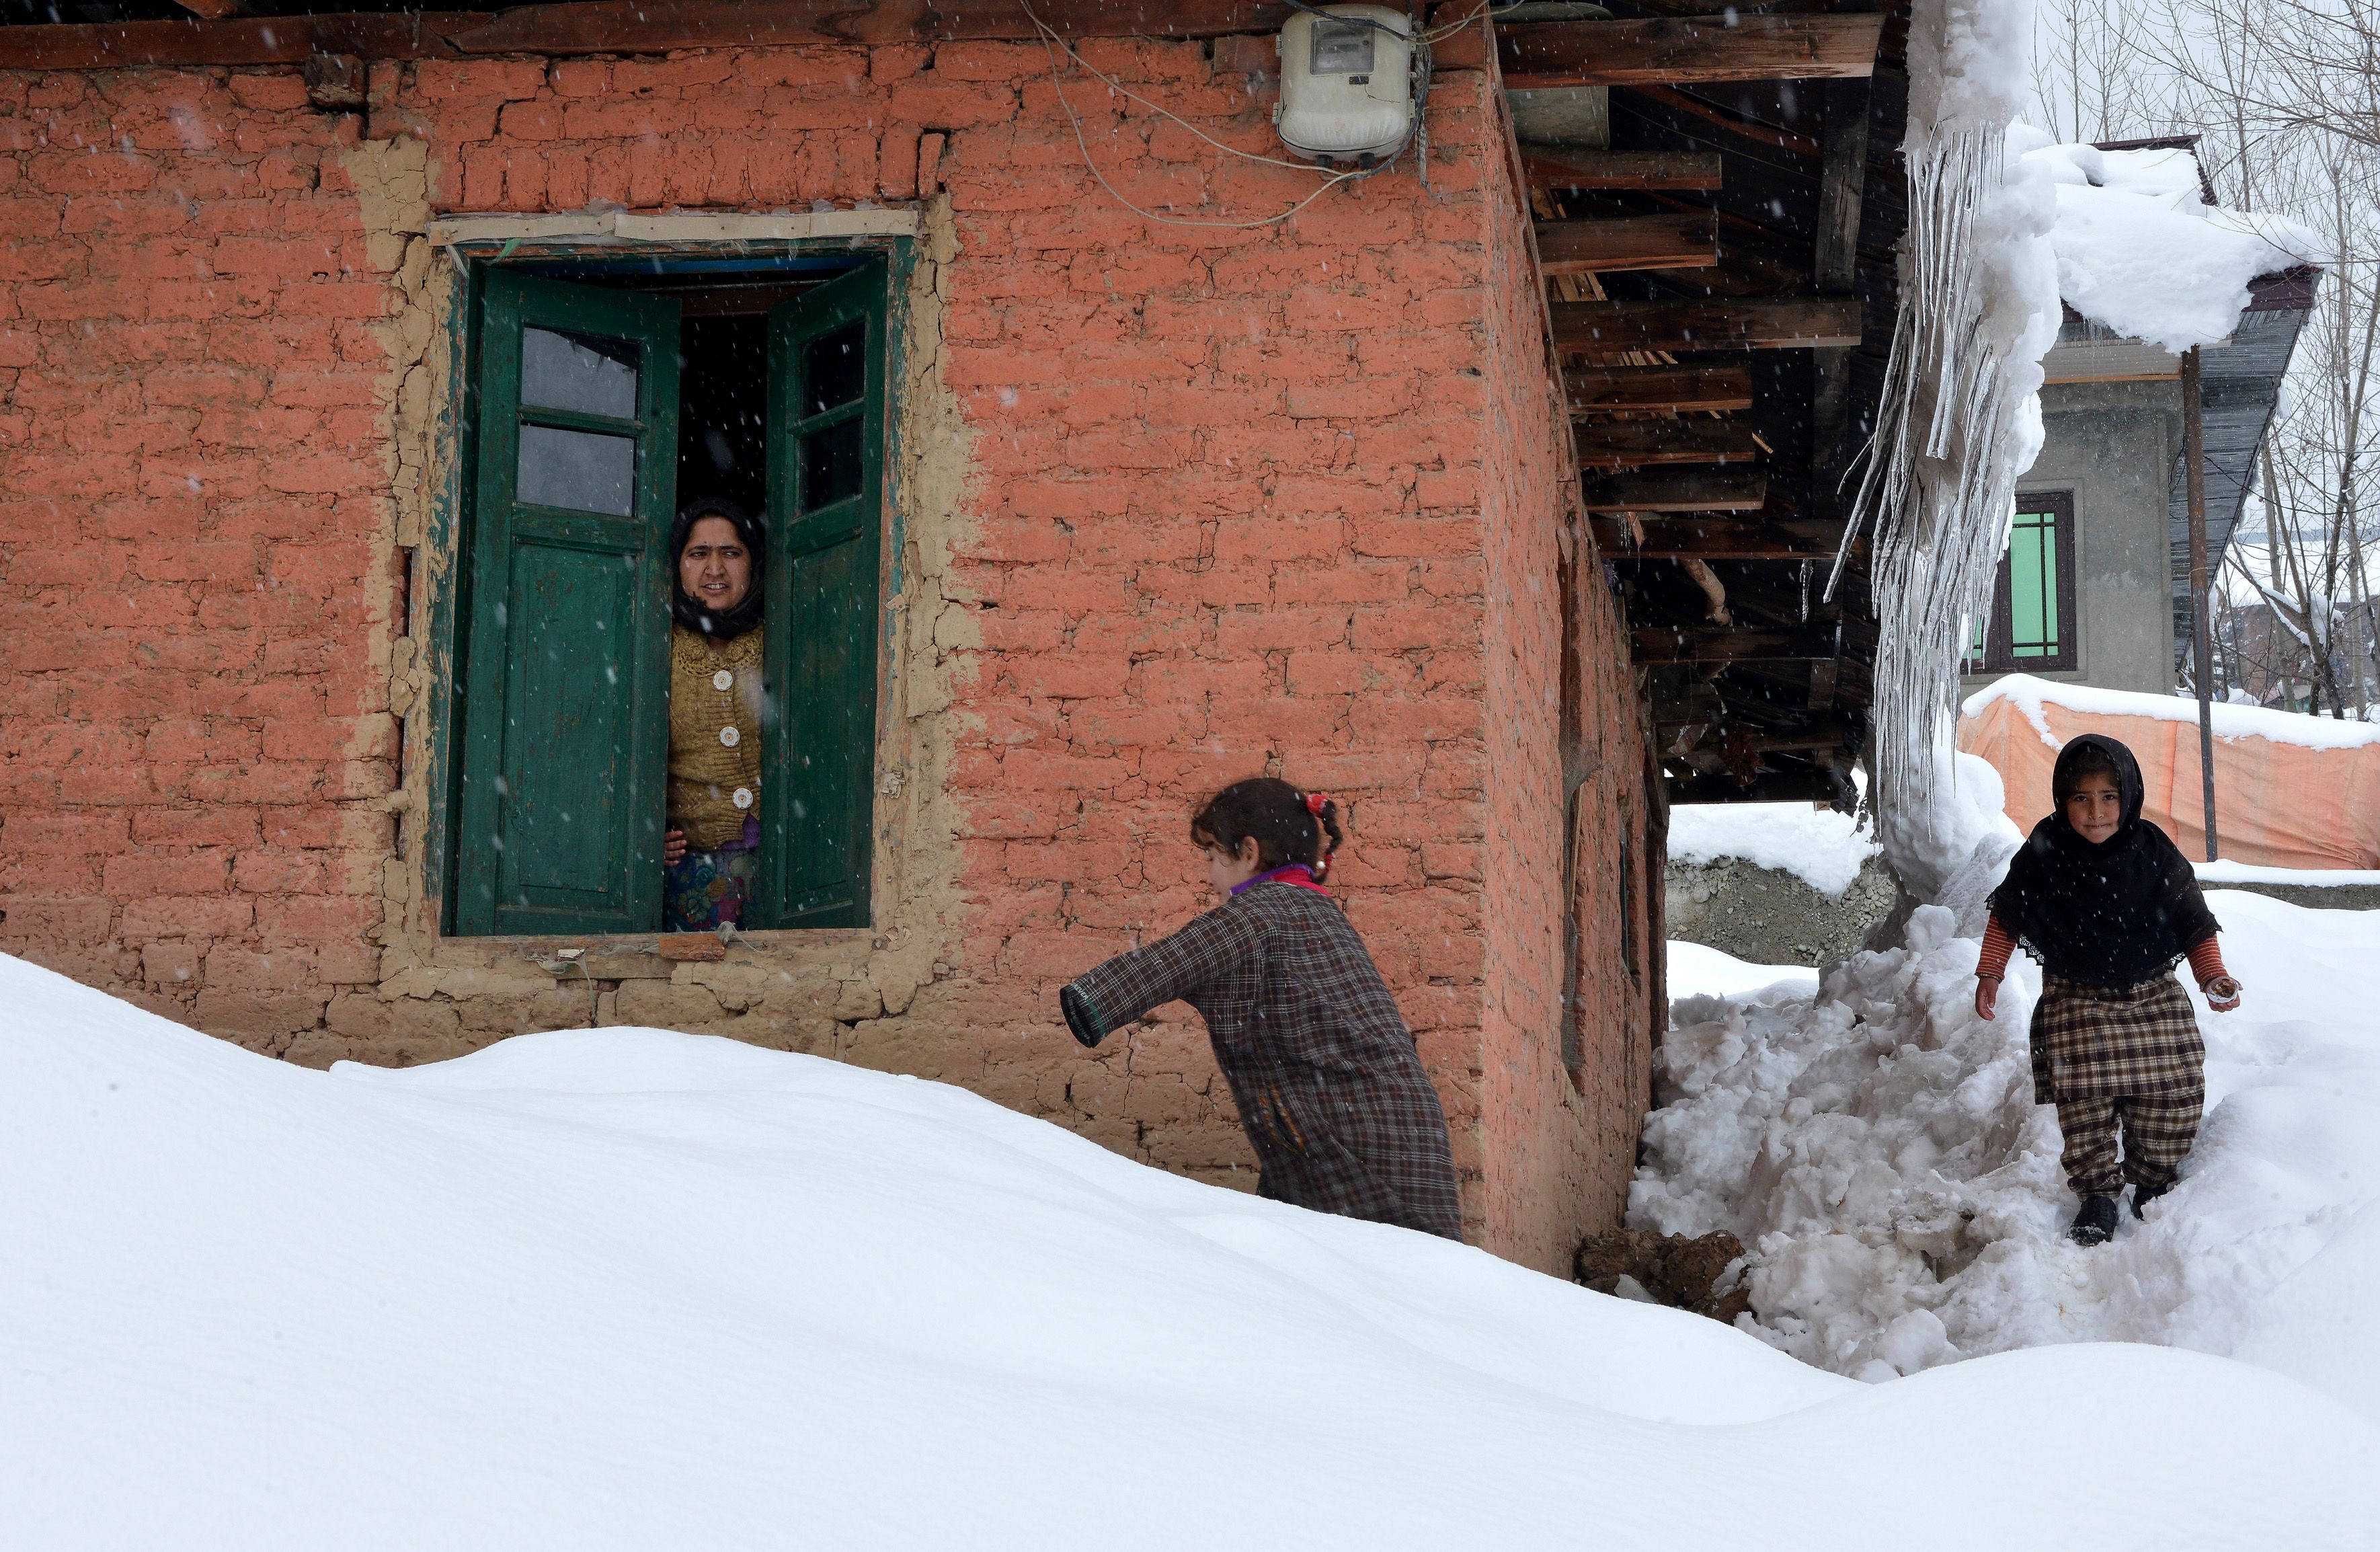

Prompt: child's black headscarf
[
  {"left": 670, "top": 498, "right": 766, "bottom": 643},
  {"left": 1987, "top": 733, "right": 2219, "bottom": 986}
]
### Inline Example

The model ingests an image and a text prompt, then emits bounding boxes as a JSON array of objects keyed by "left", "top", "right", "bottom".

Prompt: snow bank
[
  {"left": 2014, "top": 134, "right": 2319, "bottom": 355},
  {"left": 1665, "top": 940, "right": 1821, "bottom": 1001},
  {"left": 1966, "top": 670, "right": 2380, "bottom": 750},
  {"left": 1666, "top": 802, "right": 1880, "bottom": 896},
  {"left": 1644, "top": 892, "right": 2380, "bottom": 1440},
  {"left": 7, "top": 953, "right": 2379, "bottom": 1549},
  {"left": 2198, "top": 859, "right": 2380, "bottom": 888}
]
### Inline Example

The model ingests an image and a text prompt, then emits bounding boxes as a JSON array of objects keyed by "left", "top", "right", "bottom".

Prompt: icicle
[{"left": 1825, "top": 0, "right": 2057, "bottom": 871}]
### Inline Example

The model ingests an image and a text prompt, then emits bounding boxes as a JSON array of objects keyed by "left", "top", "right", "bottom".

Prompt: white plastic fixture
[{"left": 1273, "top": 5, "right": 1415, "bottom": 167}]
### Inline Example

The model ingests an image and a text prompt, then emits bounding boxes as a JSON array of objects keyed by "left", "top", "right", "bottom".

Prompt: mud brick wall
[{"left": 0, "top": 38, "right": 1650, "bottom": 1268}]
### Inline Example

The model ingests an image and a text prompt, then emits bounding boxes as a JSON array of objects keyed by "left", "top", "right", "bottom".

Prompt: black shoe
[
  {"left": 2070, "top": 1195, "right": 2119, "bottom": 1245},
  {"left": 2131, "top": 1183, "right": 2172, "bottom": 1220}
]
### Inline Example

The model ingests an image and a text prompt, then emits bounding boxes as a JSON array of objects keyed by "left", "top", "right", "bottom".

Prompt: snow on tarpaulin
[
  {"left": 2198, "top": 859, "right": 2380, "bottom": 888},
  {"left": 2018, "top": 134, "right": 2320, "bottom": 355},
  {"left": 1666, "top": 801, "right": 1880, "bottom": 896},
  {"left": 1637, "top": 890, "right": 2380, "bottom": 1448},
  {"left": 6, "top": 953, "right": 2379, "bottom": 1549},
  {"left": 1961, "top": 673, "right": 2380, "bottom": 867}
]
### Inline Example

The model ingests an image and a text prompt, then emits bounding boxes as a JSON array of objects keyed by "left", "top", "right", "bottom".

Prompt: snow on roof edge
[
  {"left": 2199, "top": 859, "right": 2380, "bottom": 887},
  {"left": 1963, "top": 673, "right": 2380, "bottom": 751}
]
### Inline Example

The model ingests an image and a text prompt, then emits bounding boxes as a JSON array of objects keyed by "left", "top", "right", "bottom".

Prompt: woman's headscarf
[
  {"left": 1987, "top": 733, "right": 2219, "bottom": 986},
  {"left": 670, "top": 498, "right": 766, "bottom": 643}
]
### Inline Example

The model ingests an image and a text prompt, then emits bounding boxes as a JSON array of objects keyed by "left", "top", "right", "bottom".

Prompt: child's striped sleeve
[{"left": 1977, "top": 915, "right": 2015, "bottom": 980}]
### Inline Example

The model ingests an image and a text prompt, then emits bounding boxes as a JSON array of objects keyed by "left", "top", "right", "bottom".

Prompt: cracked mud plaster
[{"left": 320, "top": 182, "right": 984, "bottom": 1070}]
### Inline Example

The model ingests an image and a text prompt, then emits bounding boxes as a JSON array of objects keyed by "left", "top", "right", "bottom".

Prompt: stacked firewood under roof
[{"left": 1495, "top": 1, "right": 1906, "bottom": 809}]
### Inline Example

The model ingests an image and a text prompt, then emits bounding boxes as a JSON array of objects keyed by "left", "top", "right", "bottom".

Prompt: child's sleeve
[
  {"left": 2184, "top": 934, "right": 2230, "bottom": 988},
  {"left": 1060, "top": 905, "right": 1263, "bottom": 1048},
  {"left": 1977, "top": 914, "right": 2016, "bottom": 980}
]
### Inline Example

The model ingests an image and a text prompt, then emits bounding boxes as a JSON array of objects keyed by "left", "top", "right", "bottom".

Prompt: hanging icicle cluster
[{"left": 1827, "top": 0, "right": 2059, "bottom": 867}]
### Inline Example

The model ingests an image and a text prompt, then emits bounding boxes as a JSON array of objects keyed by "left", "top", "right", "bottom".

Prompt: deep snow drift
[
  {"left": 5, "top": 954, "right": 2376, "bottom": 1549},
  {"left": 1642, "top": 890, "right": 2380, "bottom": 1434}
]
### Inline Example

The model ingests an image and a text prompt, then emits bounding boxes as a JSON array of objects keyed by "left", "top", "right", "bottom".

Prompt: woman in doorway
[{"left": 662, "top": 498, "right": 768, "bottom": 931}]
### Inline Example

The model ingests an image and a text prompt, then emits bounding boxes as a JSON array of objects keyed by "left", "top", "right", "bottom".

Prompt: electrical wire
[{"left": 1021, "top": 0, "right": 1382, "bottom": 229}]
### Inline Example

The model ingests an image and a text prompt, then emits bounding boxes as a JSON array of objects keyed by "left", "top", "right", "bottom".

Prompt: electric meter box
[{"left": 1274, "top": 5, "right": 1416, "bottom": 166}]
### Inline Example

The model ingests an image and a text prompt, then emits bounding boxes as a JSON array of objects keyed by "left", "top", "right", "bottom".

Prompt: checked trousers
[{"left": 2053, "top": 1092, "right": 2203, "bottom": 1198}]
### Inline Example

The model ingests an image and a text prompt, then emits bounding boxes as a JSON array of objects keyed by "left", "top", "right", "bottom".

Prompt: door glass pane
[
  {"left": 801, "top": 416, "right": 865, "bottom": 510},
  {"left": 803, "top": 321, "right": 867, "bottom": 416},
  {"left": 522, "top": 327, "right": 640, "bottom": 419},
  {"left": 518, "top": 423, "right": 636, "bottom": 515}
]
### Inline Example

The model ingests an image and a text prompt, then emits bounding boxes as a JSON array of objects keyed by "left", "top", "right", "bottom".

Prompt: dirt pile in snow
[{"left": 1574, "top": 1228, "right": 1754, "bottom": 1324}]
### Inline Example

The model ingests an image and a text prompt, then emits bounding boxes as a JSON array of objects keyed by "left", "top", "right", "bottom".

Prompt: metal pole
[{"left": 2184, "top": 345, "right": 2220, "bottom": 862}]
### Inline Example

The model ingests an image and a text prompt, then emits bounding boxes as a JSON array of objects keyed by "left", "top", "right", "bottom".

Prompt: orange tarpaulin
[{"left": 1958, "top": 678, "right": 2380, "bottom": 870}]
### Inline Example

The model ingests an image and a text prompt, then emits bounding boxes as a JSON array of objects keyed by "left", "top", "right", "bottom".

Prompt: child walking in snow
[
  {"left": 1974, "top": 734, "right": 2243, "bottom": 1246},
  {"left": 1059, "top": 778, "right": 1464, "bottom": 1241}
]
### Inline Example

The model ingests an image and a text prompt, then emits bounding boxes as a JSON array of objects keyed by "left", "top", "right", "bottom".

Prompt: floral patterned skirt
[{"left": 664, "top": 817, "right": 760, "bottom": 932}]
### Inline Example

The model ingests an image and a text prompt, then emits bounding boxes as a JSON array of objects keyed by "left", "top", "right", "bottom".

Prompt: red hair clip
[{"left": 1304, "top": 791, "right": 1329, "bottom": 816}]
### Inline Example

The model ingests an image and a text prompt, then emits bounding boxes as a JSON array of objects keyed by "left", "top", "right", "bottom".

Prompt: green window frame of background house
[
  {"left": 446, "top": 258, "right": 891, "bottom": 937},
  {"left": 1967, "top": 490, "right": 2079, "bottom": 674}
]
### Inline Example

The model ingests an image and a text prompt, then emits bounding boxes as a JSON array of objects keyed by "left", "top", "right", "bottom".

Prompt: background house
[{"left": 1962, "top": 136, "right": 2315, "bottom": 698}]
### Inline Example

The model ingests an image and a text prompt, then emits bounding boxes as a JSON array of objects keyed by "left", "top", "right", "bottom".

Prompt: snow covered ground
[
  {"left": 6, "top": 952, "right": 2378, "bottom": 1549},
  {"left": 1644, "top": 890, "right": 2380, "bottom": 1438}
]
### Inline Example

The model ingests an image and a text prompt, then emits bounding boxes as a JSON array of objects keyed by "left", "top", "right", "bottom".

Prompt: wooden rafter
[
  {"left": 1567, "top": 365, "right": 1754, "bottom": 416},
  {"left": 1536, "top": 215, "right": 1717, "bottom": 276},
  {"left": 1574, "top": 421, "right": 1761, "bottom": 470},
  {"left": 1498, "top": 14, "right": 1885, "bottom": 90},
  {"left": 0, "top": 0, "right": 1306, "bottom": 67},
  {"left": 1554, "top": 297, "right": 1861, "bottom": 353},
  {"left": 0, "top": 11, "right": 485, "bottom": 67},
  {"left": 1581, "top": 471, "right": 1769, "bottom": 512},
  {"left": 1633, "top": 627, "right": 1840, "bottom": 664},
  {"left": 1522, "top": 149, "right": 1725, "bottom": 193},
  {"left": 1591, "top": 518, "right": 1845, "bottom": 559}
]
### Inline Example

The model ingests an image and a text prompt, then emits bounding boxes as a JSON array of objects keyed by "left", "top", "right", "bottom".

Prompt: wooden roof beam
[
  {"left": 1499, "top": 14, "right": 1886, "bottom": 89},
  {"left": 1537, "top": 215, "right": 1717, "bottom": 276},
  {"left": 0, "top": 0, "right": 1303, "bottom": 67},
  {"left": 1554, "top": 297, "right": 1862, "bottom": 354},
  {"left": 1523, "top": 149, "right": 1726, "bottom": 193},
  {"left": 1634, "top": 627, "right": 1841, "bottom": 664},
  {"left": 1575, "top": 421, "right": 1761, "bottom": 470},
  {"left": 1592, "top": 518, "right": 1845, "bottom": 559},
  {"left": 0, "top": 11, "right": 486, "bottom": 67},
  {"left": 1581, "top": 471, "right": 1769, "bottom": 512},
  {"left": 1569, "top": 365, "right": 1755, "bottom": 416}
]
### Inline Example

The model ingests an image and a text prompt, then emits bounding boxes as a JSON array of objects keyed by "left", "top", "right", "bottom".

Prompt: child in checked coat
[
  {"left": 1060, "top": 778, "right": 1464, "bottom": 1241},
  {"left": 1974, "top": 734, "right": 2244, "bottom": 1246}
]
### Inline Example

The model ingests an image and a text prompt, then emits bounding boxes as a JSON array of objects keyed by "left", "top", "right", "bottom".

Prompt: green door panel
[
  {"left": 756, "top": 262, "right": 888, "bottom": 929},
  {"left": 455, "top": 270, "right": 680, "bottom": 936}
]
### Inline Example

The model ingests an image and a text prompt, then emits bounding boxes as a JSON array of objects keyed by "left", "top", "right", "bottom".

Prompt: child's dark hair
[
  {"left": 1190, "top": 777, "right": 1344, "bottom": 879},
  {"left": 2052, "top": 746, "right": 2125, "bottom": 808}
]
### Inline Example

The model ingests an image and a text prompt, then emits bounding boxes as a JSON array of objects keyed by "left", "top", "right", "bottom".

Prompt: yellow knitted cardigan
[{"left": 668, "top": 625, "right": 765, "bottom": 851}]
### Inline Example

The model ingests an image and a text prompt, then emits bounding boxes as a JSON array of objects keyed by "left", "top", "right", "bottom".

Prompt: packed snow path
[
  {"left": 1642, "top": 892, "right": 2380, "bottom": 1425},
  {"left": 3, "top": 954, "right": 2375, "bottom": 1549}
]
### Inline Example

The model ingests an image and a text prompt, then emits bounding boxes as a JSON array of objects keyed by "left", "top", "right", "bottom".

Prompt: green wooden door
[
  {"left": 754, "top": 263, "right": 887, "bottom": 929},
  {"left": 455, "top": 272, "right": 681, "bottom": 935}
]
